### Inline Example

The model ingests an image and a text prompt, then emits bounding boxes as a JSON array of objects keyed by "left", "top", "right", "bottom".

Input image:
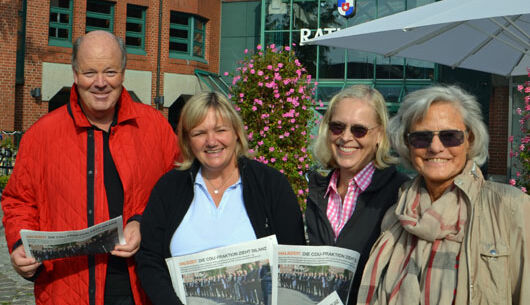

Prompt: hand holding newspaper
[{"left": 20, "top": 216, "right": 125, "bottom": 262}]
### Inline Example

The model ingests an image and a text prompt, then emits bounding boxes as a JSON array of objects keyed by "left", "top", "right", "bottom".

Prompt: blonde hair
[
  {"left": 313, "top": 85, "right": 397, "bottom": 170},
  {"left": 177, "top": 92, "right": 249, "bottom": 170}
]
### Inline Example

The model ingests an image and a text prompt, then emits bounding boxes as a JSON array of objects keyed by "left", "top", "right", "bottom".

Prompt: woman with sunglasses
[
  {"left": 306, "top": 85, "right": 409, "bottom": 305},
  {"left": 357, "top": 85, "right": 530, "bottom": 305}
]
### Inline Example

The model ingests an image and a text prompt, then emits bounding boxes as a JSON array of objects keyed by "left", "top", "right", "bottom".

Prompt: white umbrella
[{"left": 307, "top": 0, "right": 530, "bottom": 76}]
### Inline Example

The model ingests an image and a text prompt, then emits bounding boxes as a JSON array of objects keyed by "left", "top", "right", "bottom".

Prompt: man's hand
[
  {"left": 111, "top": 220, "right": 140, "bottom": 258},
  {"left": 10, "top": 245, "right": 41, "bottom": 279}
]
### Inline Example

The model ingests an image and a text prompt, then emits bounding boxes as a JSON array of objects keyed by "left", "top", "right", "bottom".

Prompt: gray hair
[
  {"left": 313, "top": 85, "right": 397, "bottom": 170},
  {"left": 388, "top": 85, "right": 489, "bottom": 169},
  {"left": 72, "top": 31, "right": 127, "bottom": 72}
]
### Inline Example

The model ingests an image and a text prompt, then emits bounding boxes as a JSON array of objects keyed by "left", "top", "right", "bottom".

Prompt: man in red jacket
[{"left": 2, "top": 31, "right": 179, "bottom": 305}]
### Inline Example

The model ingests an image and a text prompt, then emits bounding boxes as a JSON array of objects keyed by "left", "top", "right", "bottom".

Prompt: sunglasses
[
  {"left": 328, "top": 121, "right": 378, "bottom": 138},
  {"left": 407, "top": 129, "right": 466, "bottom": 148}
]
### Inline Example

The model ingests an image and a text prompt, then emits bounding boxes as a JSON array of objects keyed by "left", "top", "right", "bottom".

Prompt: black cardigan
[
  {"left": 304, "top": 165, "right": 409, "bottom": 305},
  {"left": 136, "top": 157, "right": 306, "bottom": 305}
]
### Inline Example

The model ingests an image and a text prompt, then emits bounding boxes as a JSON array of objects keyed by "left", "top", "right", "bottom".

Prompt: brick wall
[
  {"left": 488, "top": 85, "right": 509, "bottom": 176},
  {"left": 4, "top": 0, "right": 222, "bottom": 130},
  {"left": 0, "top": 0, "right": 19, "bottom": 131}
]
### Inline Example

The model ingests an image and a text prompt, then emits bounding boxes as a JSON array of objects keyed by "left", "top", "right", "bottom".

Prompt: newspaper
[
  {"left": 277, "top": 245, "right": 359, "bottom": 305},
  {"left": 165, "top": 235, "right": 278, "bottom": 305},
  {"left": 317, "top": 291, "right": 345, "bottom": 305},
  {"left": 20, "top": 216, "right": 125, "bottom": 261}
]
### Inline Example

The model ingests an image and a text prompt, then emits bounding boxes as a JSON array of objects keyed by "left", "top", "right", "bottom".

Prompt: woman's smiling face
[
  {"left": 409, "top": 101, "right": 470, "bottom": 195},
  {"left": 328, "top": 97, "right": 381, "bottom": 177}
]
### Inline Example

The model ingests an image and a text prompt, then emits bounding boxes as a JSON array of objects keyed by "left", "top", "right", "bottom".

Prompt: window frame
[
  {"left": 169, "top": 12, "right": 207, "bottom": 63},
  {"left": 85, "top": 0, "right": 115, "bottom": 33},
  {"left": 49, "top": 0, "right": 73, "bottom": 47},
  {"left": 125, "top": 4, "right": 147, "bottom": 55}
]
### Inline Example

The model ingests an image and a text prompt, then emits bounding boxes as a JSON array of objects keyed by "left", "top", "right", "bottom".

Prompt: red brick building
[{"left": 0, "top": 0, "right": 225, "bottom": 131}]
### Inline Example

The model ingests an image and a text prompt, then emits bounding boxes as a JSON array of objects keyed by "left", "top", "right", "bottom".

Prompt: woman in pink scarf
[{"left": 357, "top": 85, "right": 530, "bottom": 305}]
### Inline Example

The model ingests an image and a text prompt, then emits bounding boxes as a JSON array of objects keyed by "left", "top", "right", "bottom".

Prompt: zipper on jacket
[{"left": 87, "top": 128, "right": 96, "bottom": 305}]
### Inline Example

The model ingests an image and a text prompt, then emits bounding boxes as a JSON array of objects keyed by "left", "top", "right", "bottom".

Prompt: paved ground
[{"left": 0, "top": 197, "right": 35, "bottom": 305}]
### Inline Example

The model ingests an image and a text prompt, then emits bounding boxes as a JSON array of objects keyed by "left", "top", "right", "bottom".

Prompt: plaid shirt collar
[{"left": 326, "top": 161, "right": 376, "bottom": 197}]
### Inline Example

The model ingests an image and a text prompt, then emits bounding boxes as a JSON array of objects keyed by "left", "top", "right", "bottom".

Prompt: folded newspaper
[
  {"left": 317, "top": 291, "right": 345, "bottom": 305},
  {"left": 20, "top": 216, "right": 125, "bottom": 261},
  {"left": 277, "top": 244, "right": 359, "bottom": 305},
  {"left": 165, "top": 235, "right": 359, "bottom": 305},
  {"left": 166, "top": 235, "right": 278, "bottom": 305}
]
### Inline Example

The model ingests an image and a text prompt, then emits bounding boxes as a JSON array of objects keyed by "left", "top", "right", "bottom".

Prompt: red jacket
[{"left": 1, "top": 85, "right": 179, "bottom": 305}]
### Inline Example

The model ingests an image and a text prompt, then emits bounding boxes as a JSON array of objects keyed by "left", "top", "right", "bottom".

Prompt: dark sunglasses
[
  {"left": 328, "top": 121, "right": 378, "bottom": 138},
  {"left": 407, "top": 129, "right": 466, "bottom": 148}
]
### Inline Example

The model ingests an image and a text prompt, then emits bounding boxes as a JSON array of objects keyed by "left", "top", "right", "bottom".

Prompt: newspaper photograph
[
  {"left": 277, "top": 245, "right": 359, "bottom": 305},
  {"left": 20, "top": 216, "right": 125, "bottom": 261},
  {"left": 165, "top": 235, "right": 278, "bottom": 305},
  {"left": 316, "top": 291, "right": 344, "bottom": 305}
]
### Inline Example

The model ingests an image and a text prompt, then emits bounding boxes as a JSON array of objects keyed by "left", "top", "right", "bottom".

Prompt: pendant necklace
[{"left": 205, "top": 169, "right": 238, "bottom": 195}]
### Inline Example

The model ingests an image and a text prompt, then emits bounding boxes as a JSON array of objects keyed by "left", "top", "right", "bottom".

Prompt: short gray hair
[
  {"left": 72, "top": 31, "right": 127, "bottom": 72},
  {"left": 313, "top": 85, "right": 397, "bottom": 170},
  {"left": 388, "top": 85, "right": 489, "bottom": 169}
]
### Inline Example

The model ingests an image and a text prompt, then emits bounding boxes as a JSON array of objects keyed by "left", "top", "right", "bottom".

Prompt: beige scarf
[{"left": 357, "top": 178, "right": 467, "bottom": 305}]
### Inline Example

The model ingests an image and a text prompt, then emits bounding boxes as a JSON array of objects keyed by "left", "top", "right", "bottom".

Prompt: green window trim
[
  {"left": 49, "top": 0, "right": 73, "bottom": 47},
  {"left": 86, "top": 0, "right": 115, "bottom": 33},
  {"left": 169, "top": 12, "right": 207, "bottom": 62},
  {"left": 126, "top": 4, "right": 146, "bottom": 55},
  {"left": 195, "top": 69, "right": 230, "bottom": 95}
]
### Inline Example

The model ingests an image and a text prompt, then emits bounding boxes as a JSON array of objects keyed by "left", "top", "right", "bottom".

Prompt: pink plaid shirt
[{"left": 326, "top": 162, "right": 376, "bottom": 239}]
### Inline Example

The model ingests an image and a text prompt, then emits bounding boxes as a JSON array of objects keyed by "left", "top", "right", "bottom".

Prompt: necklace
[{"left": 204, "top": 169, "right": 238, "bottom": 195}]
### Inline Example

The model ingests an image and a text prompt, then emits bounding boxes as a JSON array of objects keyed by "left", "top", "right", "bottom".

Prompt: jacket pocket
[{"left": 477, "top": 243, "right": 509, "bottom": 305}]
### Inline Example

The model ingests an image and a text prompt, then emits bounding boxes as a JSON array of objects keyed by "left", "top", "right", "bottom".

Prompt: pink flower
[
  {"left": 252, "top": 106, "right": 257, "bottom": 111},
  {"left": 517, "top": 108, "right": 522, "bottom": 115},
  {"left": 269, "top": 147, "right": 275, "bottom": 152},
  {"left": 267, "top": 65, "right": 273, "bottom": 70},
  {"left": 258, "top": 82, "right": 263, "bottom": 87},
  {"left": 258, "top": 140, "right": 264, "bottom": 146},
  {"left": 298, "top": 171, "right": 303, "bottom": 175},
  {"left": 282, "top": 155, "right": 288, "bottom": 162},
  {"left": 258, "top": 70, "right": 264, "bottom": 76},
  {"left": 510, "top": 179, "right": 516, "bottom": 186},
  {"left": 244, "top": 48, "right": 248, "bottom": 54},
  {"left": 269, "top": 43, "right": 275, "bottom": 49},
  {"left": 298, "top": 189, "right": 304, "bottom": 195},
  {"left": 509, "top": 135, "right": 514, "bottom": 143},
  {"left": 280, "top": 169, "right": 284, "bottom": 173},
  {"left": 264, "top": 126, "right": 269, "bottom": 131},
  {"left": 278, "top": 63, "right": 284, "bottom": 68},
  {"left": 257, "top": 44, "right": 262, "bottom": 50},
  {"left": 270, "top": 158, "right": 276, "bottom": 163},
  {"left": 298, "top": 157, "right": 304, "bottom": 162},
  {"left": 522, "top": 187, "right": 527, "bottom": 193},
  {"left": 223, "top": 72, "right": 229, "bottom": 76},
  {"left": 518, "top": 85, "right": 524, "bottom": 92},
  {"left": 250, "top": 69, "right": 255, "bottom": 74},
  {"left": 285, "top": 46, "right": 290, "bottom": 51}
]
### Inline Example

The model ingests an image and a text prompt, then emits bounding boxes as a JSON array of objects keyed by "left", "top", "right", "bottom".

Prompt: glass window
[
  {"left": 319, "top": 46, "right": 345, "bottom": 80},
  {"left": 316, "top": 86, "right": 342, "bottom": 110},
  {"left": 319, "top": 0, "right": 348, "bottom": 29},
  {"left": 375, "top": 55, "right": 404, "bottom": 79},
  {"left": 292, "top": 31, "right": 317, "bottom": 78},
  {"left": 49, "top": 0, "right": 73, "bottom": 47},
  {"left": 169, "top": 12, "right": 207, "bottom": 61},
  {"left": 292, "top": 0, "right": 318, "bottom": 30},
  {"left": 265, "top": 0, "right": 291, "bottom": 30},
  {"left": 347, "top": 50, "right": 375, "bottom": 79},
  {"left": 406, "top": 59, "right": 434, "bottom": 79},
  {"left": 86, "top": 0, "right": 114, "bottom": 33},
  {"left": 377, "top": 0, "right": 405, "bottom": 18},
  {"left": 126, "top": 5, "right": 146, "bottom": 54}
]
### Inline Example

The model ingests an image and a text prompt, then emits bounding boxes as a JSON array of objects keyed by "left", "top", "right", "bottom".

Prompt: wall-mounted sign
[
  {"left": 338, "top": 0, "right": 356, "bottom": 17},
  {"left": 300, "top": 28, "right": 341, "bottom": 46}
]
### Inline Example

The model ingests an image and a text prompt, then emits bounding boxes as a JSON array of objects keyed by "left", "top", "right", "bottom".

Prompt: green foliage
[
  {"left": 227, "top": 44, "right": 319, "bottom": 209},
  {"left": 0, "top": 174, "right": 9, "bottom": 190},
  {"left": 0, "top": 136, "right": 17, "bottom": 190},
  {"left": 510, "top": 75, "right": 530, "bottom": 193}
]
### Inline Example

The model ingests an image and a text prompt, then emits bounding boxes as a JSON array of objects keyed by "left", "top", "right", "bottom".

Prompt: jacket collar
[
  {"left": 451, "top": 160, "right": 483, "bottom": 205},
  {"left": 67, "top": 83, "right": 140, "bottom": 128}
]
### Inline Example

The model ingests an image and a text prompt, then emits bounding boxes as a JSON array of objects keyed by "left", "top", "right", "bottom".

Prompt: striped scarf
[{"left": 357, "top": 178, "right": 467, "bottom": 305}]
